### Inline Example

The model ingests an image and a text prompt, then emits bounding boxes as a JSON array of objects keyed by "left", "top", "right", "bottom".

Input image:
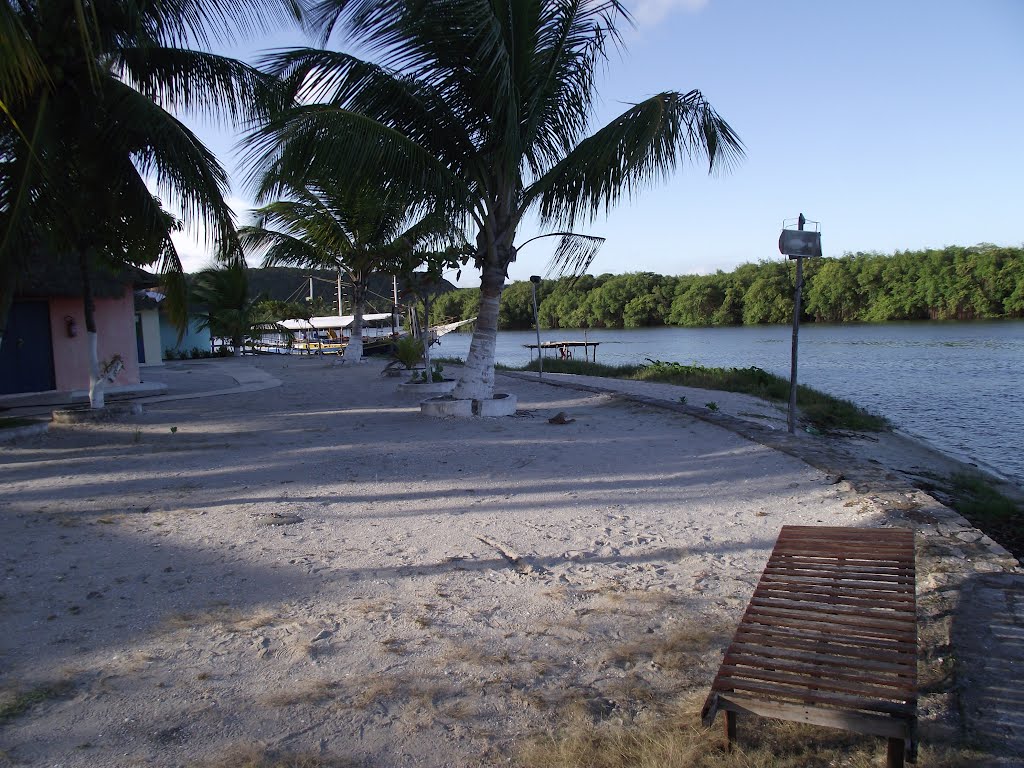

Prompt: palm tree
[
  {"left": 0, "top": 0, "right": 300, "bottom": 405},
  {"left": 240, "top": 182, "right": 464, "bottom": 360},
  {"left": 192, "top": 263, "right": 264, "bottom": 356},
  {"left": 246, "top": 0, "right": 743, "bottom": 400}
]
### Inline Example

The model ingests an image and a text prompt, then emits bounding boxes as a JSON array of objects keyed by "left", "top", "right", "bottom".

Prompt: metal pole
[
  {"left": 530, "top": 278, "right": 542, "bottom": 379},
  {"left": 337, "top": 270, "right": 343, "bottom": 317},
  {"left": 422, "top": 293, "right": 432, "bottom": 379},
  {"left": 787, "top": 216, "right": 806, "bottom": 434},
  {"left": 392, "top": 276, "right": 399, "bottom": 337}
]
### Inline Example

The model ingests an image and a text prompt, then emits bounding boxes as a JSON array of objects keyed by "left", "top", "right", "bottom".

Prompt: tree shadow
[{"left": 951, "top": 571, "right": 1024, "bottom": 758}]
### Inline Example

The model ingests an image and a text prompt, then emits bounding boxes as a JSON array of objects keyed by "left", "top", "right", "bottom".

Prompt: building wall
[
  {"left": 138, "top": 309, "right": 163, "bottom": 367},
  {"left": 50, "top": 295, "right": 140, "bottom": 391},
  {"left": 159, "top": 314, "right": 212, "bottom": 358}
]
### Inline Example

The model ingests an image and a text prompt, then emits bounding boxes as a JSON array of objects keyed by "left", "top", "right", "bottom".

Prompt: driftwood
[{"left": 474, "top": 534, "right": 547, "bottom": 576}]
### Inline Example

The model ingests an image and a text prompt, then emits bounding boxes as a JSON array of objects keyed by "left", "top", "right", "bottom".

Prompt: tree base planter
[
  {"left": 398, "top": 379, "right": 457, "bottom": 396},
  {"left": 420, "top": 393, "right": 517, "bottom": 418},
  {"left": 52, "top": 403, "right": 143, "bottom": 424},
  {"left": 0, "top": 420, "right": 49, "bottom": 442}
]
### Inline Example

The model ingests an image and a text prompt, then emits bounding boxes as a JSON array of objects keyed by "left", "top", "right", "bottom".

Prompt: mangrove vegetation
[{"left": 430, "top": 244, "right": 1024, "bottom": 329}]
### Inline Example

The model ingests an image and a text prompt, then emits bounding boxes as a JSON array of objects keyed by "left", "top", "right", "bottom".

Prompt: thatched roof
[{"left": 15, "top": 251, "right": 159, "bottom": 299}]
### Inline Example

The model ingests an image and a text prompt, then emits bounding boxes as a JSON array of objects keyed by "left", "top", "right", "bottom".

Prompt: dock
[{"left": 523, "top": 340, "right": 600, "bottom": 364}]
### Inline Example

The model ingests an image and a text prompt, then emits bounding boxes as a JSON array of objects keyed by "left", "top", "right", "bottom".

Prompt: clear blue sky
[{"left": 173, "top": 0, "right": 1024, "bottom": 287}]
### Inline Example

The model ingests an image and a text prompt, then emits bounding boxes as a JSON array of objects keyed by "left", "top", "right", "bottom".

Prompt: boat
[
  {"left": 252, "top": 313, "right": 400, "bottom": 356},
  {"left": 251, "top": 313, "right": 475, "bottom": 357}
]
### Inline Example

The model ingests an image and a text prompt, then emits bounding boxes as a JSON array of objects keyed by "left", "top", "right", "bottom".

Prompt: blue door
[
  {"left": 0, "top": 301, "right": 56, "bottom": 394},
  {"left": 135, "top": 313, "right": 146, "bottom": 364}
]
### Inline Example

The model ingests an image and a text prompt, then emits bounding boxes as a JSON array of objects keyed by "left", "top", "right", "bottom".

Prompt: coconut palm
[
  {"left": 246, "top": 0, "right": 743, "bottom": 400},
  {"left": 240, "top": 181, "right": 465, "bottom": 360},
  {"left": 0, "top": 0, "right": 300, "bottom": 404},
  {"left": 192, "top": 263, "right": 265, "bottom": 355}
]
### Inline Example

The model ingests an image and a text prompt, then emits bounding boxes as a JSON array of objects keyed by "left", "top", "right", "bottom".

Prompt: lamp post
[
  {"left": 530, "top": 275, "right": 542, "bottom": 379},
  {"left": 779, "top": 214, "right": 822, "bottom": 434}
]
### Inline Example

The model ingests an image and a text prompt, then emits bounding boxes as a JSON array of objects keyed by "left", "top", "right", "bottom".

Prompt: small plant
[
  {"left": 391, "top": 335, "right": 425, "bottom": 370},
  {"left": 705, "top": 401, "right": 719, "bottom": 412},
  {"left": 169, "top": 426, "right": 178, "bottom": 434},
  {"left": 430, "top": 361, "right": 444, "bottom": 382},
  {"left": 678, "top": 395, "right": 687, "bottom": 405},
  {"left": 0, "top": 681, "right": 74, "bottom": 723}
]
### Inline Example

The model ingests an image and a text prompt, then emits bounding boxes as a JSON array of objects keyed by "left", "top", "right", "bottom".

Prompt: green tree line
[{"left": 430, "top": 245, "right": 1024, "bottom": 329}]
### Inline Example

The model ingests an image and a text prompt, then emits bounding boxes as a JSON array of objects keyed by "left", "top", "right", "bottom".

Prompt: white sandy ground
[{"left": 0, "top": 358, "right": 995, "bottom": 766}]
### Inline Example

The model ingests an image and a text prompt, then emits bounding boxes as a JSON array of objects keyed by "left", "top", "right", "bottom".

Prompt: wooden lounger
[{"left": 702, "top": 525, "right": 917, "bottom": 767}]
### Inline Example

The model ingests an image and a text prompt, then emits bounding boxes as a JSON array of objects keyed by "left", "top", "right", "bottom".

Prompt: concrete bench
[{"left": 702, "top": 525, "right": 918, "bottom": 767}]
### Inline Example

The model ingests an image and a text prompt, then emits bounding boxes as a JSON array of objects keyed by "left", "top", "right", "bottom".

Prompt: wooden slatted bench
[{"left": 701, "top": 526, "right": 918, "bottom": 767}]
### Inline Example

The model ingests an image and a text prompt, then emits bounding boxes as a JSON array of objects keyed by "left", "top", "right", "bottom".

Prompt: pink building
[{"left": 1, "top": 261, "right": 154, "bottom": 396}]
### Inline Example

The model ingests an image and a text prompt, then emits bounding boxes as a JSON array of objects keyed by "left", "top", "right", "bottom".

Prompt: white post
[{"left": 342, "top": 270, "right": 350, "bottom": 319}]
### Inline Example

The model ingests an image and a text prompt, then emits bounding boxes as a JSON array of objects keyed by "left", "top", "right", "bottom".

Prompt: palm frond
[
  {"left": 259, "top": 47, "right": 478, "bottom": 172},
  {"left": 525, "top": 90, "right": 744, "bottom": 227},
  {"left": 116, "top": 47, "right": 287, "bottom": 126},
  {"left": 240, "top": 224, "right": 340, "bottom": 269},
  {"left": 543, "top": 232, "right": 606, "bottom": 278},
  {"left": 244, "top": 105, "right": 474, "bottom": 223},
  {"left": 0, "top": 2, "right": 47, "bottom": 103},
  {"left": 100, "top": 76, "right": 241, "bottom": 262},
  {"left": 140, "top": 0, "right": 303, "bottom": 49},
  {"left": 521, "top": 0, "right": 630, "bottom": 174}
]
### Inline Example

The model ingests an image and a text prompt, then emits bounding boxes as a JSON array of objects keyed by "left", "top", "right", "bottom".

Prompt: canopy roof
[{"left": 278, "top": 313, "right": 393, "bottom": 331}]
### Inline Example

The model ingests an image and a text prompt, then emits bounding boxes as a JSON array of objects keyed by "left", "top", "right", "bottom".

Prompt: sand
[{"left": 0, "top": 356, "right": 1013, "bottom": 766}]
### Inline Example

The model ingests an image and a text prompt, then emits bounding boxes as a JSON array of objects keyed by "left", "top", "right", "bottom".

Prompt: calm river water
[{"left": 435, "top": 321, "right": 1024, "bottom": 486}]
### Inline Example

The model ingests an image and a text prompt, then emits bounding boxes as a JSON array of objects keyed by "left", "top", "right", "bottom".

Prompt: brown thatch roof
[{"left": 15, "top": 251, "right": 160, "bottom": 299}]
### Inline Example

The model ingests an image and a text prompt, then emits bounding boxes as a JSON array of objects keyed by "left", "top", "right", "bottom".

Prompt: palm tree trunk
[
  {"left": 347, "top": 275, "right": 366, "bottom": 361},
  {"left": 79, "top": 248, "right": 105, "bottom": 409},
  {"left": 452, "top": 260, "right": 504, "bottom": 400},
  {"left": 0, "top": 255, "right": 17, "bottom": 351},
  {"left": 422, "top": 292, "right": 432, "bottom": 380}
]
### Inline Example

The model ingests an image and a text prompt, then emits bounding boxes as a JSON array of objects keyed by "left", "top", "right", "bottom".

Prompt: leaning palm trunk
[
  {"left": 0, "top": 256, "right": 18, "bottom": 351},
  {"left": 79, "top": 249, "right": 105, "bottom": 409},
  {"left": 347, "top": 277, "right": 366, "bottom": 361},
  {"left": 452, "top": 261, "right": 505, "bottom": 400}
]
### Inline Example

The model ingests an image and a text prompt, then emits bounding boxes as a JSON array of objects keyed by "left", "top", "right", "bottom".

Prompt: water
[{"left": 435, "top": 321, "right": 1024, "bottom": 485}]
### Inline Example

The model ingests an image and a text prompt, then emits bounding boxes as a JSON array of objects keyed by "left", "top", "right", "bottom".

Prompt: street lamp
[
  {"left": 530, "top": 275, "right": 542, "bottom": 379},
  {"left": 779, "top": 213, "right": 822, "bottom": 434}
]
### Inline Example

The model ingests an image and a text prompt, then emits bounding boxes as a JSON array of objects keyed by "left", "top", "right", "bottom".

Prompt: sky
[{"left": 171, "top": 0, "right": 1024, "bottom": 288}]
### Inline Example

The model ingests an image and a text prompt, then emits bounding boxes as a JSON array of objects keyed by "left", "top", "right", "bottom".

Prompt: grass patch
[
  {"left": 920, "top": 472, "right": 1024, "bottom": 559},
  {"left": 604, "top": 625, "right": 730, "bottom": 675},
  {"left": 503, "top": 358, "right": 889, "bottom": 432},
  {"left": 0, "top": 681, "right": 75, "bottom": 723},
  {"left": 163, "top": 605, "right": 275, "bottom": 633},
  {"left": 196, "top": 746, "right": 355, "bottom": 767},
  {"left": 517, "top": 702, "right": 984, "bottom": 768},
  {"left": 432, "top": 355, "right": 464, "bottom": 365},
  {"left": 265, "top": 679, "right": 340, "bottom": 707},
  {"left": 0, "top": 417, "right": 41, "bottom": 430}
]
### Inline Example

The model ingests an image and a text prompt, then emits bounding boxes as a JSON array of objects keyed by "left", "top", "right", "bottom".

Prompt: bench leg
[
  {"left": 724, "top": 710, "right": 737, "bottom": 753},
  {"left": 886, "top": 738, "right": 905, "bottom": 768}
]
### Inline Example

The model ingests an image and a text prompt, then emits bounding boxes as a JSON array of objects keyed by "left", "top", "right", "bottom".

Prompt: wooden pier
[{"left": 523, "top": 340, "right": 600, "bottom": 364}]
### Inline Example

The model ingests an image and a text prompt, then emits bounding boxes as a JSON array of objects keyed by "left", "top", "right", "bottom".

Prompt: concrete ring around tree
[{"left": 419, "top": 393, "right": 517, "bottom": 418}]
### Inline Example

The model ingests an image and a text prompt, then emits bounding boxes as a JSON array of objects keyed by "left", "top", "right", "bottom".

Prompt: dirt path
[{"left": 0, "top": 357, "right": 1016, "bottom": 766}]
